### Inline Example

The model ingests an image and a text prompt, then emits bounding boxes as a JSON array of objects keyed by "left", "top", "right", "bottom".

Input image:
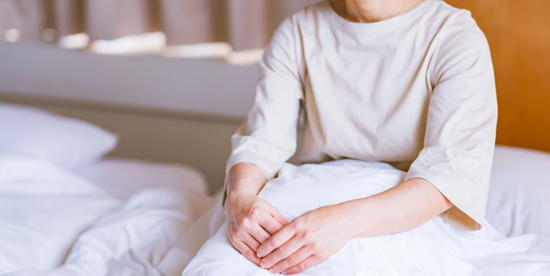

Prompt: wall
[
  {"left": 0, "top": 42, "right": 266, "bottom": 193},
  {"left": 0, "top": 42, "right": 260, "bottom": 118}
]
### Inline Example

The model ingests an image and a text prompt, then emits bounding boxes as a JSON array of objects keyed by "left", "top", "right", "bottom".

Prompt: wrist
[
  {"left": 226, "top": 163, "right": 268, "bottom": 196},
  {"left": 315, "top": 202, "right": 362, "bottom": 241},
  {"left": 227, "top": 183, "right": 257, "bottom": 201},
  {"left": 339, "top": 199, "right": 368, "bottom": 239}
]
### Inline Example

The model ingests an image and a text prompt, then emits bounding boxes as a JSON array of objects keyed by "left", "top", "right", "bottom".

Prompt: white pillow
[
  {"left": 0, "top": 103, "right": 118, "bottom": 170},
  {"left": 486, "top": 145, "right": 550, "bottom": 238}
]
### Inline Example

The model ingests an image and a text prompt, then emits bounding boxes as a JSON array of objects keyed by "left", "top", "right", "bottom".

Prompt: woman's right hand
[{"left": 223, "top": 174, "right": 288, "bottom": 266}]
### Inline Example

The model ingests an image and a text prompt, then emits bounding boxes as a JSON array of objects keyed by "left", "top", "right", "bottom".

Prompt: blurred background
[
  {"left": 0, "top": 0, "right": 320, "bottom": 192},
  {"left": 0, "top": 0, "right": 549, "bottom": 192},
  {"left": 0, "top": 0, "right": 321, "bottom": 59}
]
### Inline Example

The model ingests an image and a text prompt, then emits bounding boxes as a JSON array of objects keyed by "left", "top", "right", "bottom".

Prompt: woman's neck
[{"left": 330, "top": 0, "right": 424, "bottom": 23}]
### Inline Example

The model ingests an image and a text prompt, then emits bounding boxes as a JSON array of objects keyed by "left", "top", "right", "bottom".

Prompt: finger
[
  {"left": 269, "top": 207, "right": 288, "bottom": 226},
  {"left": 266, "top": 246, "right": 311, "bottom": 273},
  {"left": 258, "top": 215, "right": 284, "bottom": 235},
  {"left": 281, "top": 255, "right": 323, "bottom": 275},
  {"left": 238, "top": 231, "right": 261, "bottom": 252},
  {"left": 229, "top": 230, "right": 261, "bottom": 266},
  {"left": 250, "top": 224, "right": 272, "bottom": 244},
  {"left": 234, "top": 240, "right": 261, "bottom": 267},
  {"left": 261, "top": 237, "right": 304, "bottom": 269},
  {"left": 257, "top": 225, "right": 294, "bottom": 258}
]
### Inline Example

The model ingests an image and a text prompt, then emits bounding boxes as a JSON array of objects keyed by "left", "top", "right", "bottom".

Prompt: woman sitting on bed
[{"left": 223, "top": 0, "right": 497, "bottom": 274}]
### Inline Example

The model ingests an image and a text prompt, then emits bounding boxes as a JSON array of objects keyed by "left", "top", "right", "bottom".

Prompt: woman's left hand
[{"left": 256, "top": 204, "right": 355, "bottom": 274}]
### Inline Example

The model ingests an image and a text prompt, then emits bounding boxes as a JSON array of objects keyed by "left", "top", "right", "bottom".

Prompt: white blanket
[
  {"left": 183, "top": 160, "right": 550, "bottom": 275},
  {"left": 0, "top": 152, "right": 215, "bottom": 275}
]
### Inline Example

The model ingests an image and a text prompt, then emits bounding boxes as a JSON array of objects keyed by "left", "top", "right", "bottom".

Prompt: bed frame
[
  {"left": 446, "top": 0, "right": 550, "bottom": 153},
  {"left": 1, "top": 0, "right": 547, "bottom": 194}
]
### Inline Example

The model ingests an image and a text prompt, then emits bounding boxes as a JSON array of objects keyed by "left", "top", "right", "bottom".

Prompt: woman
[{"left": 224, "top": 0, "right": 497, "bottom": 274}]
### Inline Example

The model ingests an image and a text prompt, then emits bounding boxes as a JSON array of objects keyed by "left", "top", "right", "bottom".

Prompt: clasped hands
[{"left": 224, "top": 190, "right": 353, "bottom": 275}]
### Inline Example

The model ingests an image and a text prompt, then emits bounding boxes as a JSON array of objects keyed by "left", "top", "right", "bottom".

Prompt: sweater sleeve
[
  {"left": 225, "top": 16, "right": 304, "bottom": 183},
  {"left": 404, "top": 13, "right": 498, "bottom": 230}
]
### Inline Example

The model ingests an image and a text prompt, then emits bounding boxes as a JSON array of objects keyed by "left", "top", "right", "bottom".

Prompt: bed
[
  {"left": 0, "top": 103, "right": 217, "bottom": 275},
  {"left": 1, "top": 0, "right": 549, "bottom": 273},
  {"left": 1, "top": 101, "right": 548, "bottom": 276}
]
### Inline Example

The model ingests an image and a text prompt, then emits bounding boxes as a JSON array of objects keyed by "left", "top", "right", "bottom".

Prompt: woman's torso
[{"left": 293, "top": 0, "right": 472, "bottom": 168}]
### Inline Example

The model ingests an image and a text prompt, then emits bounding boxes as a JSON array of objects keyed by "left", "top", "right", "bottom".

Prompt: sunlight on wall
[
  {"left": 166, "top": 43, "right": 264, "bottom": 65},
  {"left": 226, "top": 49, "right": 265, "bottom": 65},
  {"left": 58, "top": 33, "right": 90, "bottom": 49},
  {"left": 5, "top": 28, "right": 20, "bottom": 42},
  {"left": 54, "top": 31, "right": 263, "bottom": 65},
  {"left": 89, "top": 32, "right": 167, "bottom": 55},
  {"left": 164, "top": 42, "right": 232, "bottom": 59}
]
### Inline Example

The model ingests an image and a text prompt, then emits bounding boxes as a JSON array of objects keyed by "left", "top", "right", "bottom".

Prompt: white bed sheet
[{"left": 0, "top": 154, "right": 216, "bottom": 276}]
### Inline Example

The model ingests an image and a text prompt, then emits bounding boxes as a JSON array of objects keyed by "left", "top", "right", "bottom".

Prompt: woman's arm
[
  {"left": 223, "top": 163, "right": 288, "bottom": 266},
  {"left": 348, "top": 178, "right": 452, "bottom": 237},
  {"left": 257, "top": 178, "right": 452, "bottom": 274},
  {"left": 226, "top": 163, "right": 268, "bottom": 201},
  {"left": 223, "top": 15, "right": 304, "bottom": 267}
]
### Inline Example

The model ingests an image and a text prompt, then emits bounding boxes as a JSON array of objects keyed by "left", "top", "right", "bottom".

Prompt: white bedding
[
  {"left": 486, "top": 145, "right": 550, "bottom": 238},
  {"left": 3, "top": 144, "right": 549, "bottom": 276},
  {"left": 75, "top": 158, "right": 209, "bottom": 200},
  {"left": 183, "top": 160, "right": 550, "bottom": 276},
  {"left": 0, "top": 153, "right": 215, "bottom": 276}
]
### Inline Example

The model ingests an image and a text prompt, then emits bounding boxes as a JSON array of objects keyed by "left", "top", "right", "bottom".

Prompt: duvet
[
  {"left": 183, "top": 160, "right": 550, "bottom": 275},
  {"left": 0, "top": 152, "right": 213, "bottom": 275}
]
